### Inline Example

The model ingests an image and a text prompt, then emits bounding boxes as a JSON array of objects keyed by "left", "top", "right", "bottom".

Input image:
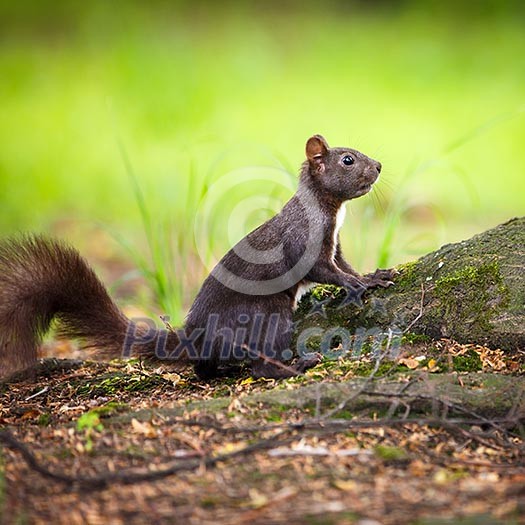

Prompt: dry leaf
[
  {"left": 333, "top": 479, "right": 357, "bottom": 491},
  {"left": 131, "top": 418, "right": 157, "bottom": 438},
  {"left": 248, "top": 488, "right": 268, "bottom": 508},
  {"left": 399, "top": 357, "right": 419, "bottom": 369},
  {"left": 21, "top": 409, "right": 41, "bottom": 420}
]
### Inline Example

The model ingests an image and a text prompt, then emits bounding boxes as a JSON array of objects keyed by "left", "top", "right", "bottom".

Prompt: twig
[
  {"left": 403, "top": 283, "right": 426, "bottom": 333},
  {"left": 241, "top": 346, "right": 314, "bottom": 377},
  {"left": 0, "top": 428, "right": 291, "bottom": 490},
  {"left": 319, "top": 349, "right": 389, "bottom": 421},
  {"left": 360, "top": 389, "right": 524, "bottom": 450},
  {"left": 25, "top": 386, "right": 49, "bottom": 401},
  {"left": 0, "top": 431, "right": 76, "bottom": 485}
]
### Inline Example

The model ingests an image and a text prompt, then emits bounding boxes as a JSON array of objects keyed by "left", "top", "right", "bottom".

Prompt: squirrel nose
[{"left": 375, "top": 162, "right": 382, "bottom": 174}]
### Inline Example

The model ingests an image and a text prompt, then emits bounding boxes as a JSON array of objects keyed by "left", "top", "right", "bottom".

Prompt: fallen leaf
[
  {"left": 131, "top": 418, "right": 157, "bottom": 438},
  {"left": 248, "top": 488, "right": 268, "bottom": 508},
  {"left": 333, "top": 479, "right": 357, "bottom": 491},
  {"left": 399, "top": 358, "right": 419, "bottom": 369}
]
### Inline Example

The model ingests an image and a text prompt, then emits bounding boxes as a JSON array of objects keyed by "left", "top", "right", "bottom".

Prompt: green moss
[
  {"left": 452, "top": 349, "right": 482, "bottom": 372},
  {"left": 94, "top": 401, "right": 128, "bottom": 417},
  {"left": 265, "top": 413, "right": 283, "bottom": 423},
  {"left": 310, "top": 284, "right": 343, "bottom": 301},
  {"left": 395, "top": 261, "right": 420, "bottom": 288},
  {"left": 353, "top": 360, "right": 408, "bottom": 377},
  {"left": 402, "top": 332, "right": 432, "bottom": 345},
  {"left": 331, "top": 409, "right": 354, "bottom": 419},
  {"left": 200, "top": 496, "right": 222, "bottom": 509},
  {"left": 74, "top": 372, "right": 169, "bottom": 398},
  {"left": 76, "top": 411, "right": 104, "bottom": 433},
  {"left": 37, "top": 413, "right": 52, "bottom": 426},
  {"left": 294, "top": 284, "right": 345, "bottom": 318},
  {"left": 374, "top": 444, "right": 409, "bottom": 461},
  {"left": 304, "top": 335, "right": 322, "bottom": 352},
  {"left": 435, "top": 263, "right": 502, "bottom": 293},
  {"left": 433, "top": 261, "right": 509, "bottom": 333}
]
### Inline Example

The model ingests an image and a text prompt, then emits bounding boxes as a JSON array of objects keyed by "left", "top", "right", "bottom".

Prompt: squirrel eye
[{"left": 342, "top": 155, "right": 354, "bottom": 166}]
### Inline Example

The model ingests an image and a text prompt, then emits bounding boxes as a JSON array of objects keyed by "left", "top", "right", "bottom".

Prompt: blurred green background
[{"left": 1, "top": 1, "right": 524, "bottom": 321}]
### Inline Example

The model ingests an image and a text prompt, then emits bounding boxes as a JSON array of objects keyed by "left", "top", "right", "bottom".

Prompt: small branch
[
  {"left": 25, "top": 386, "right": 49, "bottom": 401},
  {"left": 319, "top": 349, "right": 389, "bottom": 420},
  {"left": 403, "top": 283, "right": 426, "bottom": 333}
]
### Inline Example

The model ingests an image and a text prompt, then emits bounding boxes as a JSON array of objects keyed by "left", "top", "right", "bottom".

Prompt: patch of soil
[{"left": 1, "top": 343, "right": 524, "bottom": 525}]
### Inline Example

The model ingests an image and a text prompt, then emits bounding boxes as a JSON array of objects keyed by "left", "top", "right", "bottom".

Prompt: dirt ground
[{"left": 1, "top": 342, "right": 524, "bottom": 525}]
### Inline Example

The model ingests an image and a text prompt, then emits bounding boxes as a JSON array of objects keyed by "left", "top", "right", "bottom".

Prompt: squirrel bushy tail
[{"left": 0, "top": 235, "right": 176, "bottom": 377}]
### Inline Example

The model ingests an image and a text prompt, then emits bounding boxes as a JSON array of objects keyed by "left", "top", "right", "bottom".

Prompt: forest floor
[{"left": 1, "top": 339, "right": 524, "bottom": 525}]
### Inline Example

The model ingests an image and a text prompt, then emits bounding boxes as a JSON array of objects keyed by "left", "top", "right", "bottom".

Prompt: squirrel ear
[{"left": 306, "top": 135, "right": 329, "bottom": 171}]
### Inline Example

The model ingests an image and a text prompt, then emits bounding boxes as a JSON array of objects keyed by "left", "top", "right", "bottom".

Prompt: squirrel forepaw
[{"left": 363, "top": 268, "right": 397, "bottom": 288}]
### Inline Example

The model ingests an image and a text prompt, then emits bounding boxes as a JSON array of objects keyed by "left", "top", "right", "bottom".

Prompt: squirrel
[{"left": 0, "top": 135, "right": 395, "bottom": 380}]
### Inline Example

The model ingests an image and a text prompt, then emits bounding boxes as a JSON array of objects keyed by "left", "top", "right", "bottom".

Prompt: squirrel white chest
[
  {"left": 292, "top": 203, "right": 347, "bottom": 310},
  {"left": 331, "top": 204, "right": 347, "bottom": 262}
]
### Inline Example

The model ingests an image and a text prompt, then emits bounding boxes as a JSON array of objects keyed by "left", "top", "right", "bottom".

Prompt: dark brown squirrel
[{"left": 0, "top": 135, "right": 395, "bottom": 380}]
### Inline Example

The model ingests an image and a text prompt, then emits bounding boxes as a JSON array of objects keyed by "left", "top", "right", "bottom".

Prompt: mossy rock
[{"left": 295, "top": 217, "right": 525, "bottom": 352}]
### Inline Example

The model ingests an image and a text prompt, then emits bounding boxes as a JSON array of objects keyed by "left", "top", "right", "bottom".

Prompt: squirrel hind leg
[
  {"left": 194, "top": 361, "right": 243, "bottom": 381},
  {"left": 194, "top": 360, "right": 220, "bottom": 380}
]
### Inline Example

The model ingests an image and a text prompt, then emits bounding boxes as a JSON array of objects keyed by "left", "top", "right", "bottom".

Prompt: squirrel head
[{"left": 303, "top": 135, "right": 382, "bottom": 203}]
